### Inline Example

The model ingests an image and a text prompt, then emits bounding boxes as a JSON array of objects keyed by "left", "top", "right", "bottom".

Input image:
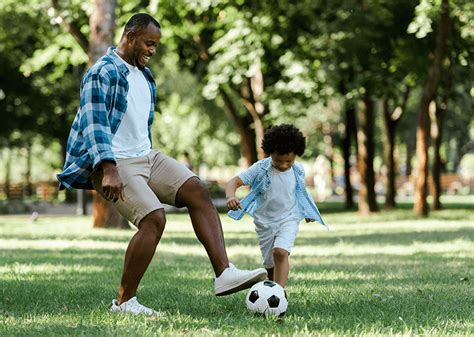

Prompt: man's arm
[
  {"left": 79, "top": 68, "right": 117, "bottom": 170},
  {"left": 100, "top": 160, "right": 124, "bottom": 202},
  {"left": 80, "top": 66, "right": 124, "bottom": 201}
]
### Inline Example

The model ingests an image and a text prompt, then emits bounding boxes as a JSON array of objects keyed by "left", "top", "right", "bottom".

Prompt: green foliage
[
  {"left": 0, "top": 0, "right": 473, "bottom": 179},
  {"left": 150, "top": 52, "right": 240, "bottom": 166}
]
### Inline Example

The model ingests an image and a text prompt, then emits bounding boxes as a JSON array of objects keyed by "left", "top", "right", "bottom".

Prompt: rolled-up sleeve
[
  {"left": 239, "top": 161, "right": 262, "bottom": 186},
  {"left": 79, "top": 69, "right": 116, "bottom": 169}
]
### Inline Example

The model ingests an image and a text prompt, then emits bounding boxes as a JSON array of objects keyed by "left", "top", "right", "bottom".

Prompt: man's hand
[
  {"left": 101, "top": 161, "right": 124, "bottom": 202},
  {"left": 226, "top": 196, "right": 241, "bottom": 211}
]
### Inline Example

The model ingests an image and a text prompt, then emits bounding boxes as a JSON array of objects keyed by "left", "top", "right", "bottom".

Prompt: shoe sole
[
  {"left": 215, "top": 270, "right": 267, "bottom": 296},
  {"left": 111, "top": 308, "right": 163, "bottom": 316}
]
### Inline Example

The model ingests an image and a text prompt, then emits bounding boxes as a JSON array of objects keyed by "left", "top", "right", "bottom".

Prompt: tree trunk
[
  {"left": 4, "top": 148, "right": 12, "bottom": 199},
  {"left": 240, "top": 69, "right": 267, "bottom": 160},
  {"left": 383, "top": 99, "right": 397, "bottom": 209},
  {"left": 356, "top": 93, "right": 378, "bottom": 215},
  {"left": 89, "top": 0, "right": 116, "bottom": 62},
  {"left": 414, "top": 0, "right": 450, "bottom": 216},
  {"left": 54, "top": 0, "right": 124, "bottom": 226},
  {"left": 25, "top": 140, "right": 33, "bottom": 197},
  {"left": 341, "top": 105, "right": 355, "bottom": 209},
  {"left": 414, "top": 101, "right": 432, "bottom": 216},
  {"left": 220, "top": 88, "right": 258, "bottom": 166},
  {"left": 431, "top": 102, "right": 443, "bottom": 210},
  {"left": 406, "top": 131, "right": 415, "bottom": 177},
  {"left": 431, "top": 61, "right": 452, "bottom": 210},
  {"left": 382, "top": 88, "right": 409, "bottom": 209},
  {"left": 93, "top": 192, "right": 129, "bottom": 228},
  {"left": 190, "top": 33, "right": 261, "bottom": 166},
  {"left": 89, "top": 0, "right": 128, "bottom": 228}
]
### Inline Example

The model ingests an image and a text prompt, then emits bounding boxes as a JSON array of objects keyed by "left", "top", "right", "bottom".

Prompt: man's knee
[
  {"left": 177, "top": 177, "right": 212, "bottom": 207},
  {"left": 272, "top": 248, "right": 289, "bottom": 261},
  {"left": 140, "top": 209, "right": 166, "bottom": 235},
  {"left": 187, "top": 178, "right": 210, "bottom": 197}
]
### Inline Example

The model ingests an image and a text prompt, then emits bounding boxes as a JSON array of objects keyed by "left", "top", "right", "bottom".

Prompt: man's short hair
[{"left": 124, "top": 13, "right": 161, "bottom": 35}]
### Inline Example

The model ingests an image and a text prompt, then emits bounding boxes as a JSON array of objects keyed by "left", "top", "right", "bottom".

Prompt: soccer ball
[{"left": 245, "top": 280, "right": 288, "bottom": 317}]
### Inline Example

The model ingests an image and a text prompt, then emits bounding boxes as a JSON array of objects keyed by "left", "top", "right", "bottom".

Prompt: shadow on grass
[
  {"left": 1, "top": 206, "right": 472, "bottom": 335},
  {"left": 1, "top": 225, "right": 472, "bottom": 257},
  {"left": 1, "top": 249, "right": 471, "bottom": 334}
]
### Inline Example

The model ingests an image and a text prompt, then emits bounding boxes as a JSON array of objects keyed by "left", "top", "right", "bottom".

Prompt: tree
[
  {"left": 382, "top": 87, "right": 411, "bottom": 208},
  {"left": 50, "top": 0, "right": 128, "bottom": 228},
  {"left": 413, "top": 0, "right": 450, "bottom": 216}
]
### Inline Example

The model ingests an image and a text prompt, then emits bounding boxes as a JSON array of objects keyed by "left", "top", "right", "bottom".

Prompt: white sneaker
[
  {"left": 110, "top": 297, "right": 162, "bottom": 316},
  {"left": 215, "top": 263, "right": 267, "bottom": 296}
]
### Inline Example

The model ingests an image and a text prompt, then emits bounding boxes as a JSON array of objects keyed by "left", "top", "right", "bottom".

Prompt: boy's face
[{"left": 270, "top": 152, "right": 296, "bottom": 172}]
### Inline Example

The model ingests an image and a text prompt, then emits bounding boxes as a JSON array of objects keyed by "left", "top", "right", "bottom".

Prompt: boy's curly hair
[{"left": 261, "top": 124, "right": 306, "bottom": 156}]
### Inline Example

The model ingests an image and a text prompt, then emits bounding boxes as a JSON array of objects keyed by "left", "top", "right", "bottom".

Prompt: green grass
[{"left": 0, "top": 197, "right": 473, "bottom": 336}]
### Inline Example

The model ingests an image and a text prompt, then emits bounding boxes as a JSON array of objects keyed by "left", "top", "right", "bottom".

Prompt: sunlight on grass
[
  {"left": 298, "top": 219, "right": 473, "bottom": 234},
  {"left": 0, "top": 263, "right": 104, "bottom": 277},
  {"left": 0, "top": 239, "right": 127, "bottom": 250},
  {"left": 158, "top": 243, "right": 263, "bottom": 258},
  {"left": 293, "top": 270, "right": 379, "bottom": 281},
  {"left": 0, "top": 202, "right": 472, "bottom": 336},
  {"left": 295, "top": 239, "right": 472, "bottom": 257}
]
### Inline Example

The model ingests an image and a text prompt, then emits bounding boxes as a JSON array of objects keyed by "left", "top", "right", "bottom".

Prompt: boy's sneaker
[
  {"left": 111, "top": 297, "right": 162, "bottom": 316},
  {"left": 215, "top": 263, "right": 267, "bottom": 296}
]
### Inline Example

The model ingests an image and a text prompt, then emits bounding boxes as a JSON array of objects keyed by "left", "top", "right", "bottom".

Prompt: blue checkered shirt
[
  {"left": 228, "top": 157, "right": 327, "bottom": 228},
  {"left": 57, "top": 47, "right": 156, "bottom": 190}
]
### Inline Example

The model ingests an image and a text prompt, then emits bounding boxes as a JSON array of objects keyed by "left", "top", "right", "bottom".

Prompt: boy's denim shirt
[
  {"left": 228, "top": 157, "right": 328, "bottom": 229},
  {"left": 57, "top": 47, "right": 156, "bottom": 190}
]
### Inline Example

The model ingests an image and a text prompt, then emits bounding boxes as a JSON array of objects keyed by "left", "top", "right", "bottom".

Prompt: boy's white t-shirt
[
  {"left": 111, "top": 52, "right": 152, "bottom": 159},
  {"left": 253, "top": 167, "right": 299, "bottom": 226}
]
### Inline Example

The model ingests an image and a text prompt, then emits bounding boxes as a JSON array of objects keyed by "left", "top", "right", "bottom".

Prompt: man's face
[
  {"left": 128, "top": 23, "right": 161, "bottom": 69},
  {"left": 270, "top": 152, "right": 296, "bottom": 172}
]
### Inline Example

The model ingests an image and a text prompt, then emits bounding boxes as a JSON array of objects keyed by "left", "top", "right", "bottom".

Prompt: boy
[{"left": 226, "top": 124, "right": 327, "bottom": 288}]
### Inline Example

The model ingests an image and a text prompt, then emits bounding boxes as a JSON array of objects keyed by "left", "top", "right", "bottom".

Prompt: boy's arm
[{"left": 226, "top": 176, "right": 244, "bottom": 210}]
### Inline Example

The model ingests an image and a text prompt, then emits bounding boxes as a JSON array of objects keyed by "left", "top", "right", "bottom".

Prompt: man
[{"left": 57, "top": 13, "right": 266, "bottom": 316}]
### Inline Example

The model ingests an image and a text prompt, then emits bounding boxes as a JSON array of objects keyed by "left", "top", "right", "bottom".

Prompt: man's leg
[
  {"left": 175, "top": 177, "right": 228, "bottom": 276},
  {"left": 117, "top": 209, "right": 166, "bottom": 304},
  {"left": 175, "top": 177, "right": 267, "bottom": 296}
]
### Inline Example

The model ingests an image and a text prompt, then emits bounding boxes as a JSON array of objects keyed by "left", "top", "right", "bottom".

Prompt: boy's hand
[
  {"left": 226, "top": 197, "right": 242, "bottom": 211},
  {"left": 305, "top": 218, "right": 315, "bottom": 223}
]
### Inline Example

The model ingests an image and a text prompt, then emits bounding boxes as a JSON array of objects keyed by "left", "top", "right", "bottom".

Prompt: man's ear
[{"left": 126, "top": 30, "right": 136, "bottom": 43}]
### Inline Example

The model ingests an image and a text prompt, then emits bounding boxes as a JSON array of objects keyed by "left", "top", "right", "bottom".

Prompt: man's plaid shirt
[{"left": 57, "top": 48, "right": 156, "bottom": 190}]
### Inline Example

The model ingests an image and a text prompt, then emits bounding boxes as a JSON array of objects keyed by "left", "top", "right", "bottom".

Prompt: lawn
[{"left": 0, "top": 197, "right": 473, "bottom": 336}]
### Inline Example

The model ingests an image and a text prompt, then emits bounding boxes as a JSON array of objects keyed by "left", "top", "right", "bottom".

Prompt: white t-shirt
[
  {"left": 111, "top": 52, "right": 152, "bottom": 159},
  {"left": 253, "top": 167, "right": 299, "bottom": 226}
]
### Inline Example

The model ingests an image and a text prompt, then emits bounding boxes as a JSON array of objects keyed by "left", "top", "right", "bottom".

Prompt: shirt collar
[
  {"left": 107, "top": 47, "right": 130, "bottom": 76},
  {"left": 262, "top": 156, "right": 302, "bottom": 175},
  {"left": 107, "top": 47, "right": 155, "bottom": 84}
]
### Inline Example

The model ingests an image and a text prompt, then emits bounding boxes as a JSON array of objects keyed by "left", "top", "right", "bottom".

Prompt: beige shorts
[{"left": 91, "top": 150, "right": 196, "bottom": 227}]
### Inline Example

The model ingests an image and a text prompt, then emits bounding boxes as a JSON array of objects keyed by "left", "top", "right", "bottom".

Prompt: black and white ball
[{"left": 245, "top": 280, "right": 288, "bottom": 317}]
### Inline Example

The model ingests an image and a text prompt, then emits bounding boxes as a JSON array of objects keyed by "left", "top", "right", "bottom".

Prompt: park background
[{"left": 0, "top": 0, "right": 473, "bottom": 336}]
